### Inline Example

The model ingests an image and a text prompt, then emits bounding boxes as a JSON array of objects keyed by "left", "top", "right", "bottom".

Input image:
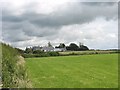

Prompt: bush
[
  {"left": 47, "top": 52, "right": 59, "bottom": 56},
  {"left": 33, "top": 50, "right": 44, "bottom": 54},
  {"left": 69, "top": 52, "right": 79, "bottom": 55},
  {"left": 22, "top": 51, "right": 59, "bottom": 58}
]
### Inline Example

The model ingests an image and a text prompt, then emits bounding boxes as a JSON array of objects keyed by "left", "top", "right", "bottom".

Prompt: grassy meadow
[{"left": 26, "top": 54, "right": 118, "bottom": 88}]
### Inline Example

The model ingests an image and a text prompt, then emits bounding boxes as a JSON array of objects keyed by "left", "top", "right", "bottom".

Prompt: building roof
[{"left": 42, "top": 46, "right": 54, "bottom": 51}]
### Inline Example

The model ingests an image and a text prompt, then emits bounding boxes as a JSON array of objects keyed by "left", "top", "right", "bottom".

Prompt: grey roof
[
  {"left": 32, "top": 46, "right": 42, "bottom": 51},
  {"left": 41, "top": 46, "right": 54, "bottom": 51},
  {"left": 32, "top": 46, "right": 66, "bottom": 52}
]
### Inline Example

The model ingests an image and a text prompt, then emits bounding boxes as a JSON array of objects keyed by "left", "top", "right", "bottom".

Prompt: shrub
[
  {"left": 22, "top": 51, "right": 59, "bottom": 58},
  {"left": 33, "top": 50, "right": 44, "bottom": 54},
  {"left": 47, "top": 52, "right": 59, "bottom": 56},
  {"left": 69, "top": 52, "right": 79, "bottom": 55}
]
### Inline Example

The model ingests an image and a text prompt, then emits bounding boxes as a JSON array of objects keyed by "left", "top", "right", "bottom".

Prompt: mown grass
[{"left": 26, "top": 54, "right": 118, "bottom": 88}]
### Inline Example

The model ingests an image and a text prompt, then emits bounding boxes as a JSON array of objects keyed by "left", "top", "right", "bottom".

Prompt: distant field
[
  {"left": 59, "top": 50, "right": 118, "bottom": 55},
  {"left": 26, "top": 54, "right": 118, "bottom": 88}
]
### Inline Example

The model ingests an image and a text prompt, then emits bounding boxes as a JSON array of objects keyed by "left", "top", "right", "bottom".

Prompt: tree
[
  {"left": 55, "top": 43, "right": 66, "bottom": 48},
  {"left": 79, "top": 42, "right": 89, "bottom": 51},
  {"left": 48, "top": 42, "right": 52, "bottom": 47},
  {"left": 66, "top": 43, "right": 79, "bottom": 51},
  {"left": 79, "top": 42, "right": 84, "bottom": 48},
  {"left": 15, "top": 48, "right": 24, "bottom": 54},
  {"left": 33, "top": 50, "right": 44, "bottom": 54},
  {"left": 66, "top": 43, "right": 89, "bottom": 51},
  {"left": 79, "top": 45, "right": 89, "bottom": 51},
  {"left": 59, "top": 43, "right": 65, "bottom": 48},
  {"left": 24, "top": 47, "right": 33, "bottom": 54}
]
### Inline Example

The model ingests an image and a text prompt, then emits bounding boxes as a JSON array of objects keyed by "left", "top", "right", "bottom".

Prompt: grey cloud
[
  {"left": 2, "top": 20, "right": 60, "bottom": 42},
  {"left": 81, "top": 2, "right": 117, "bottom": 6},
  {"left": 2, "top": 14, "right": 23, "bottom": 22},
  {"left": 3, "top": 2, "right": 117, "bottom": 27},
  {"left": 119, "top": 2, "right": 120, "bottom": 19},
  {"left": 26, "top": 2, "right": 117, "bottom": 27},
  {"left": 2, "top": 10, "right": 24, "bottom": 22},
  {"left": 80, "top": 0, "right": 118, "bottom": 2},
  {"left": 2, "top": 30, "right": 31, "bottom": 42},
  {"left": 2, "top": 2, "right": 118, "bottom": 49}
]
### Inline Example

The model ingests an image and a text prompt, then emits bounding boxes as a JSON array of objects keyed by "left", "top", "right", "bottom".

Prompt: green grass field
[{"left": 26, "top": 54, "right": 118, "bottom": 88}]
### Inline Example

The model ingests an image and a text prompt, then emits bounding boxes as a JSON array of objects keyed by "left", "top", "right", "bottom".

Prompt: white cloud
[
  {"left": 11, "top": 17, "right": 118, "bottom": 50},
  {"left": 53, "top": 18, "right": 118, "bottom": 49},
  {"left": 2, "top": 0, "right": 72, "bottom": 15}
]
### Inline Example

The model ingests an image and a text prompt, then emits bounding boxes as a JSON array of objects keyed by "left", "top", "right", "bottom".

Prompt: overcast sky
[{"left": 1, "top": 0, "right": 119, "bottom": 50}]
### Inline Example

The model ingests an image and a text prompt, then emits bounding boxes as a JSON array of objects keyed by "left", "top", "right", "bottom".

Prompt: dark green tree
[
  {"left": 24, "top": 47, "right": 32, "bottom": 54},
  {"left": 33, "top": 50, "right": 44, "bottom": 54},
  {"left": 48, "top": 42, "right": 52, "bottom": 47},
  {"left": 58, "top": 43, "right": 66, "bottom": 48},
  {"left": 66, "top": 43, "right": 79, "bottom": 51},
  {"left": 79, "top": 45, "right": 89, "bottom": 51}
]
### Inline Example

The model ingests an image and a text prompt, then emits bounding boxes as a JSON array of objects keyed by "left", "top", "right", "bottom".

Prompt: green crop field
[{"left": 26, "top": 54, "right": 118, "bottom": 88}]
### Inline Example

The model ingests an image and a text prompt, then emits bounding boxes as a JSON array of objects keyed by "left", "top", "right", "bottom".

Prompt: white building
[{"left": 54, "top": 48, "right": 66, "bottom": 52}]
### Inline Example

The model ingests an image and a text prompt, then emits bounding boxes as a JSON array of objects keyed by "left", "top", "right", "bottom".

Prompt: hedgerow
[{"left": 1, "top": 43, "right": 31, "bottom": 88}]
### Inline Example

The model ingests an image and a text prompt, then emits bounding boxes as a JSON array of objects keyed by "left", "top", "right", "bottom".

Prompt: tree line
[
  {"left": 24, "top": 42, "right": 89, "bottom": 54},
  {"left": 56, "top": 43, "right": 89, "bottom": 51}
]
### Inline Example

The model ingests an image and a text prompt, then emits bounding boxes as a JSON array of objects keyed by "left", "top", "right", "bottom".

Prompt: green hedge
[
  {"left": 22, "top": 50, "right": 119, "bottom": 58},
  {"left": 22, "top": 51, "right": 59, "bottom": 58},
  {"left": 1, "top": 43, "right": 31, "bottom": 88}
]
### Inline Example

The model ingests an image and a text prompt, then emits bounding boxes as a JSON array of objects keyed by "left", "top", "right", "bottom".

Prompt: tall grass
[{"left": 1, "top": 43, "right": 31, "bottom": 88}]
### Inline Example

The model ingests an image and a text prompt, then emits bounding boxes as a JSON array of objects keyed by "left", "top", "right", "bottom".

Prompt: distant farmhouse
[
  {"left": 25, "top": 42, "right": 88, "bottom": 53},
  {"left": 32, "top": 42, "right": 66, "bottom": 52},
  {"left": 42, "top": 46, "right": 54, "bottom": 52}
]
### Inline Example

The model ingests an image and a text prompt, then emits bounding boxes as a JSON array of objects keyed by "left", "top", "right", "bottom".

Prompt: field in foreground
[{"left": 26, "top": 54, "right": 118, "bottom": 88}]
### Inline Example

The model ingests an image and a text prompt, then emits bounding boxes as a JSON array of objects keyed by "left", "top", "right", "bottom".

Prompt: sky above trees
[{"left": 1, "top": 0, "right": 119, "bottom": 50}]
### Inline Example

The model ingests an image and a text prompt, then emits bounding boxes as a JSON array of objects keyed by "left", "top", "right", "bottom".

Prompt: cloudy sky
[{"left": 1, "top": 0, "right": 119, "bottom": 50}]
